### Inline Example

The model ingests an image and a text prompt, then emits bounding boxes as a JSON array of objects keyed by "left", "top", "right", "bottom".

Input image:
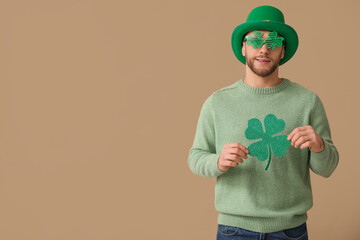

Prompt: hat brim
[{"left": 231, "top": 21, "right": 298, "bottom": 65}]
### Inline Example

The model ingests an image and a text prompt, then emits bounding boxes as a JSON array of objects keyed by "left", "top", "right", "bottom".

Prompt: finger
[
  {"left": 228, "top": 142, "right": 249, "bottom": 154},
  {"left": 229, "top": 148, "right": 248, "bottom": 159},
  {"left": 288, "top": 127, "right": 308, "bottom": 140},
  {"left": 300, "top": 141, "right": 311, "bottom": 149},
  {"left": 225, "top": 153, "right": 244, "bottom": 163},
  {"left": 222, "top": 159, "right": 239, "bottom": 167},
  {"left": 234, "top": 142, "right": 250, "bottom": 154},
  {"left": 287, "top": 130, "right": 295, "bottom": 140},
  {"left": 288, "top": 130, "right": 299, "bottom": 141},
  {"left": 294, "top": 136, "right": 310, "bottom": 148},
  {"left": 291, "top": 132, "right": 308, "bottom": 146},
  {"left": 290, "top": 132, "right": 300, "bottom": 146}
]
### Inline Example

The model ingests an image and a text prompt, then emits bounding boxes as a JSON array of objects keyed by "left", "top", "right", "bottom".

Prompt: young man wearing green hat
[{"left": 188, "top": 5, "right": 339, "bottom": 240}]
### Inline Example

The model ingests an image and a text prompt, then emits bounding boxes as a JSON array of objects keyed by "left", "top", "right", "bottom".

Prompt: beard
[{"left": 246, "top": 53, "right": 282, "bottom": 77}]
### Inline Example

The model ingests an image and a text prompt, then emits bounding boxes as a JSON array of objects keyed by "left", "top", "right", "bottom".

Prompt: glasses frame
[{"left": 243, "top": 34, "right": 286, "bottom": 50}]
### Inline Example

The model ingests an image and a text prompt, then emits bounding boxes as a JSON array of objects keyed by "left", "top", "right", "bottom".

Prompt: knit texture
[{"left": 187, "top": 78, "right": 339, "bottom": 233}]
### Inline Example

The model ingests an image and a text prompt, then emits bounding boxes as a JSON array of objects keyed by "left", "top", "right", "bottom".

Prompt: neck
[{"left": 243, "top": 65, "right": 282, "bottom": 88}]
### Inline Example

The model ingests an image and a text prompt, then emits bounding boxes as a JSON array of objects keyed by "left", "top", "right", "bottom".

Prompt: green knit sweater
[{"left": 187, "top": 78, "right": 339, "bottom": 233}]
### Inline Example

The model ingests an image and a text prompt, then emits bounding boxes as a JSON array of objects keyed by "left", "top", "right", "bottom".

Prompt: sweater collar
[{"left": 236, "top": 78, "right": 290, "bottom": 95}]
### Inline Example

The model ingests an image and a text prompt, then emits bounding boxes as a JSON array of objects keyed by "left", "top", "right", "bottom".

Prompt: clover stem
[{"left": 265, "top": 145, "right": 272, "bottom": 171}]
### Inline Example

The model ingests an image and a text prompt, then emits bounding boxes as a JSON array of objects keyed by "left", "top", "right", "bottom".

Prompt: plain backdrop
[{"left": 0, "top": 0, "right": 359, "bottom": 239}]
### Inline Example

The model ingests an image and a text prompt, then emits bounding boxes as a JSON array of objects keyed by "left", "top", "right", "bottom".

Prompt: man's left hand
[{"left": 287, "top": 125, "right": 324, "bottom": 153}]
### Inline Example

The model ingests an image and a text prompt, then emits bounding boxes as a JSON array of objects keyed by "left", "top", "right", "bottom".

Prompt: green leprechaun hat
[{"left": 231, "top": 5, "right": 298, "bottom": 65}]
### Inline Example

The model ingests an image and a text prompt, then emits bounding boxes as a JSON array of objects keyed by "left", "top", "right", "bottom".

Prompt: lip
[
  {"left": 256, "top": 58, "right": 271, "bottom": 64},
  {"left": 256, "top": 58, "right": 271, "bottom": 62}
]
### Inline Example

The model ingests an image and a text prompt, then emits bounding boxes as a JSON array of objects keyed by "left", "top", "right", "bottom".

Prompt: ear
[
  {"left": 281, "top": 47, "right": 285, "bottom": 59},
  {"left": 242, "top": 42, "right": 246, "bottom": 56}
]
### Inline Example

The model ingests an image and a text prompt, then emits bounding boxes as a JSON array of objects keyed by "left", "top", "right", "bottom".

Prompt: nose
[{"left": 259, "top": 43, "right": 270, "bottom": 55}]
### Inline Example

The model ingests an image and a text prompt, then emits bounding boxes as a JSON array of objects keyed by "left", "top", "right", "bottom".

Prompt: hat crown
[
  {"left": 246, "top": 6, "right": 285, "bottom": 24},
  {"left": 231, "top": 5, "right": 298, "bottom": 65}
]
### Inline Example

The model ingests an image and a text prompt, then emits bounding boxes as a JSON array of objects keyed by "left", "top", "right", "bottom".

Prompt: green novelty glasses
[{"left": 244, "top": 30, "right": 285, "bottom": 50}]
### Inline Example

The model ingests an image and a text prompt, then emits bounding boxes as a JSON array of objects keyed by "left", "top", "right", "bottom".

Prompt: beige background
[{"left": 0, "top": 0, "right": 359, "bottom": 239}]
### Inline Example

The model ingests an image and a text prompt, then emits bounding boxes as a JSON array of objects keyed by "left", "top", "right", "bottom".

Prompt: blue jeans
[{"left": 217, "top": 222, "right": 308, "bottom": 240}]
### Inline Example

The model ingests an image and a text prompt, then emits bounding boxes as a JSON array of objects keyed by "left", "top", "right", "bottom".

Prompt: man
[{"left": 187, "top": 5, "right": 339, "bottom": 240}]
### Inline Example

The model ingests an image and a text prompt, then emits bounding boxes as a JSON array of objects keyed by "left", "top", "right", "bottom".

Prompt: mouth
[{"left": 256, "top": 58, "right": 271, "bottom": 63}]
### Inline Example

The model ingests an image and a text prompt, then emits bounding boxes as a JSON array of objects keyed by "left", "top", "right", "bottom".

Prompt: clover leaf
[
  {"left": 268, "top": 31, "right": 278, "bottom": 38},
  {"left": 253, "top": 30, "right": 263, "bottom": 38},
  {"left": 245, "top": 114, "right": 291, "bottom": 170},
  {"left": 265, "top": 31, "right": 285, "bottom": 50}
]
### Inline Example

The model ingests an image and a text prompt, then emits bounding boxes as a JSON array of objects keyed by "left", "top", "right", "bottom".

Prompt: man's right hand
[{"left": 218, "top": 142, "right": 249, "bottom": 172}]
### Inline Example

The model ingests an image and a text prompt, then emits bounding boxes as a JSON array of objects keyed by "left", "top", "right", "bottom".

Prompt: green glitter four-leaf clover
[{"left": 245, "top": 114, "right": 291, "bottom": 171}]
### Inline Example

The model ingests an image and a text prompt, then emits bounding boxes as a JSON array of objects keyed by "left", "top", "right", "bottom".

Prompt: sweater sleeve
[
  {"left": 187, "top": 95, "right": 225, "bottom": 178},
  {"left": 308, "top": 95, "right": 339, "bottom": 178}
]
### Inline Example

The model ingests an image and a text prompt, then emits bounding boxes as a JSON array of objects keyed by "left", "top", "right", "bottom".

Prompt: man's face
[{"left": 242, "top": 30, "right": 285, "bottom": 77}]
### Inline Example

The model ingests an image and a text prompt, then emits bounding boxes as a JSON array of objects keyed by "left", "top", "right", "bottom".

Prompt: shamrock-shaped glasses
[{"left": 244, "top": 30, "right": 285, "bottom": 50}]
